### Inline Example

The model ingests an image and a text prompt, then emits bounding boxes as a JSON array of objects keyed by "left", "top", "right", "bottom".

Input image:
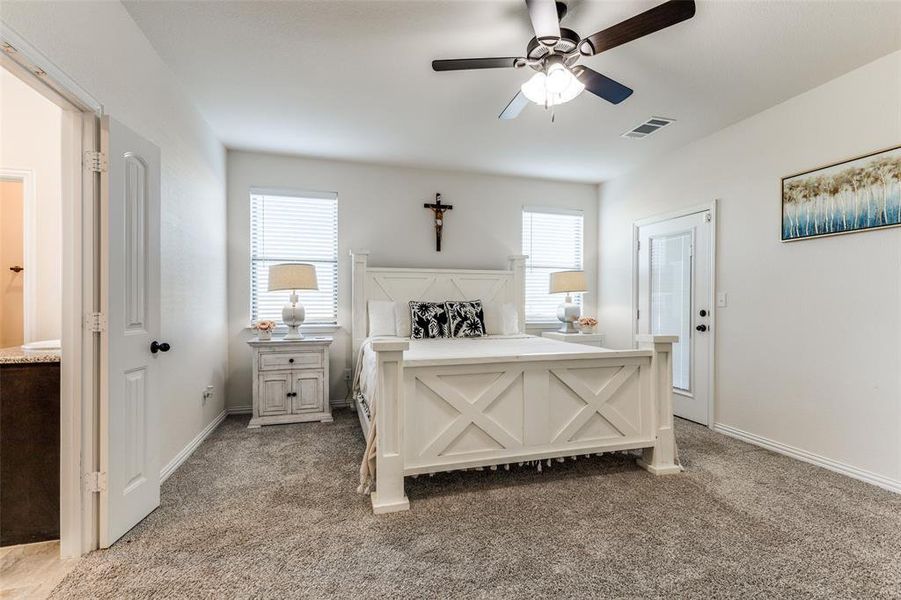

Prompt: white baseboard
[
  {"left": 160, "top": 410, "right": 226, "bottom": 483},
  {"left": 713, "top": 423, "right": 900, "bottom": 495},
  {"left": 226, "top": 405, "right": 252, "bottom": 415}
]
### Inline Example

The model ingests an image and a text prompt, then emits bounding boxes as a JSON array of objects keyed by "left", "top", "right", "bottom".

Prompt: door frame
[
  {"left": 631, "top": 200, "right": 718, "bottom": 429},
  {"left": 1, "top": 23, "right": 103, "bottom": 558},
  {"left": 0, "top": 167, "right": 35, "bottom": 341}
]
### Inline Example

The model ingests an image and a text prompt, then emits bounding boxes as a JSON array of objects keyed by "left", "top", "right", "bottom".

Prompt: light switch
[{"left": 716, "top": 292, "right": 727, "bottom": 308}]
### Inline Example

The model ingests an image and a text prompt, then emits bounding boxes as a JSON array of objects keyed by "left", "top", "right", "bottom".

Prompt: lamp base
[
  {"left": 556, "top": 295, "right": 580, "bottom": 334},
  {"left": 282, "top": 301, "right": 306, "bottom": 340}
]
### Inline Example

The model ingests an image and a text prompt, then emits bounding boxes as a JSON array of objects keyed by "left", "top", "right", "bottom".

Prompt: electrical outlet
[
  {"left": 202, "top": 385, "right": 214, "bottom": 405},
  {"left": 343, "top": 368, "right": 352, "bottom": 382},
  {"left": 716, "top": 292, "right": 727, "bottom": 308}
]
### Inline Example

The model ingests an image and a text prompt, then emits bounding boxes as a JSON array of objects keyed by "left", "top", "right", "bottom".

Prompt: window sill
[
  {"left": 525, "top": 322, "right": 563, "bottom": 331},
  {"left": 245, "top": 324, "right": 342, "bottom": 334}
]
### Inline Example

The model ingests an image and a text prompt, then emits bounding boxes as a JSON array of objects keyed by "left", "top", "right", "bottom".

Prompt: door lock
[
  {"left": 699, "top": 309, "right": 707, "bottom": 317},
  {"left": 695, "top": 324, "right": 708, "bottom": 332}
]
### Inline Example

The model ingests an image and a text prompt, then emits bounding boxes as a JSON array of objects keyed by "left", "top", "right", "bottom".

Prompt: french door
[{"left": 636, "top": 210, "right": 712, "bottom": 425}]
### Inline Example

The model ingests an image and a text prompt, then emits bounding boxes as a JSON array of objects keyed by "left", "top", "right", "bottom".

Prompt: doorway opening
[
  {"left": 0, "top": 24, "right": 102, "bottom": 581},
  {"left": 633, "top": 202, "right": 717, "bottom": 426}
]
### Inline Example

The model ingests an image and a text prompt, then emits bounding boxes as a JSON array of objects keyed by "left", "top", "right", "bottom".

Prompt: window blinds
[
  {"left": 522, "top": 208, "right": 584, "bottom": 323},
  {"left": 250, "top": 191, "right": 338, "bottom": 325}
]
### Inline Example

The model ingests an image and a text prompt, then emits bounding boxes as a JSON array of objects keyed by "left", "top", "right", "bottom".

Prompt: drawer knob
[{"left": 289, "top": 358, "right": 294, "bottom": 363}]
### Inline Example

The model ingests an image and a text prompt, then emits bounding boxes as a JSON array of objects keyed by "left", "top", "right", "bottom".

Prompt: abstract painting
[{"left": 782, "top": 146, "right": 900, "bottom": 241}]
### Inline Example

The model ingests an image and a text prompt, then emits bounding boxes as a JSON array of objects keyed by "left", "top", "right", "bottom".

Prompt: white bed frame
[{"left": 351, "top": 251, "right": 680, "bottom": 514}]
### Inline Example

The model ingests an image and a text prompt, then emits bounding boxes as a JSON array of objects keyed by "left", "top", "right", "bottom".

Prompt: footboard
[{"left": 369, "top": 336, "right": 679, "bottom": 514}]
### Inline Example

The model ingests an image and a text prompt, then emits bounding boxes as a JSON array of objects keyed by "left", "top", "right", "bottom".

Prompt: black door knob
[
  {"left": 696, "top": 324, "right": 707, "bottom": 332},
  {"left": 9, "top": 266, "right": 23, "bottom": 273},
  {"left": 150, "top": 341, "right": 171, "bottom": 354},
  {"left": 699, "top": 309, "right": 707, "bottom": 317}
]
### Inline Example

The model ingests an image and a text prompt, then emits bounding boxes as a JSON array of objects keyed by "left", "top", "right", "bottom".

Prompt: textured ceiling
[{"left": 124, "top": 0, "right": 901, "bottom": 183}]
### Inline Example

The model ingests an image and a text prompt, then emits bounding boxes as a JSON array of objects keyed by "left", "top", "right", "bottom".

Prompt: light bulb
[{"left": 545, "top": 63, "right": 571, "bottom": 94}]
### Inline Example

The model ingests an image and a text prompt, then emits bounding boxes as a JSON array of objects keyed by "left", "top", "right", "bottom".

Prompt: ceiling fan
[{"left": 432, "top": 0, "right": 696, "bottom": 119}]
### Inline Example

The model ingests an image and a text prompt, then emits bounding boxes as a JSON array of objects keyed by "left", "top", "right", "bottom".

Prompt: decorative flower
[
  {"left": 578, "top": 317, "right": 598, "bottom": 327},
  {"left": 253, "top": 320, "right": 277, "bottom": 332}
]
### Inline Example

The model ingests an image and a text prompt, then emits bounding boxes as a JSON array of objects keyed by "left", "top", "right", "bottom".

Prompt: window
[
  {"left": 250, "top": 190, "right": 338, "bottom": 325},
  {"left": 522, "top": 208, "right": 584, "bottom": 323}
]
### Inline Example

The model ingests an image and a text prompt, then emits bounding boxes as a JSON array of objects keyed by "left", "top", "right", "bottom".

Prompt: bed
[{"left": 351, "top": 251, "right": 680, "bottom": 513}]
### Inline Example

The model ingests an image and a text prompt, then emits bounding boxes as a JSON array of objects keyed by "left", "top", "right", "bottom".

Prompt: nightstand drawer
[{"left": 260, "top": 352, "right": 322, "bottom": 371}]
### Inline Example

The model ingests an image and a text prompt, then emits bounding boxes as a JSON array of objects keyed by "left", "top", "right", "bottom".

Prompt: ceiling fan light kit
[
  {"left": 521, "top": 65, "right": 585, "bottom": 107},
  {"left": 432, "top": 0, "right": 697, "bottom": 120}
]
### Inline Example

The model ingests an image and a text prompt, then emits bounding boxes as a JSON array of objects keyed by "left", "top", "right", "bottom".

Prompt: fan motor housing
[{"left": 526, "top": 28, "right": 581, "bottom": 70}]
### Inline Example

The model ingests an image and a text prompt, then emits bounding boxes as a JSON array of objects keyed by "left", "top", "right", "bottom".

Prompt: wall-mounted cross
[{"left": 424, "top": 193, "right": 453, "bottom": 252}]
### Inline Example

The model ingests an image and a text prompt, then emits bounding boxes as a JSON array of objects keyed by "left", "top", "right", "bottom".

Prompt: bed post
[
  {"left": 371, "top": 339, "right": 410, "bottom": 513},
  {"left": 508, "top": 255, "right": 527, "bottom": 333},
  {"left": 635, "top": 334, "right": 682, "bottom": 475},
  {"left": 350, "top": 250, "right": 369, "bottom": 366}
]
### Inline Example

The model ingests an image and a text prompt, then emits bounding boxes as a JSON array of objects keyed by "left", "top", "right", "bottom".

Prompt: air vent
[{"left": 622, "top": 117, "right": 675, "bottom": 139}]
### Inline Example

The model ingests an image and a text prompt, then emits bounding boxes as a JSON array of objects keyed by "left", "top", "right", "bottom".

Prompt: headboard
[{"left": 350, "top": 250, "right": 527, "bottom": 359}]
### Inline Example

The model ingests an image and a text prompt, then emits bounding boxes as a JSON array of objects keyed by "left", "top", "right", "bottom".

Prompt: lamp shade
[
  {"left": 549, "top": 270, "right": 587, "bottom": 294},
  {"left": 268, "top": 263, "right": 319, "bottom": 291}
]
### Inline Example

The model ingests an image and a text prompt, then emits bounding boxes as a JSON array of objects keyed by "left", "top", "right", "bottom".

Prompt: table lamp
[
  {"left": 268, "top": 263, "right": 319, "bottom": 340},
  {"left": 549, "top": 270, "right": 586, "bottom": 333}
]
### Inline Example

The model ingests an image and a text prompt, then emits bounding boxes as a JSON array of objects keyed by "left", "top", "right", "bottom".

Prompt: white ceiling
[{"left": 124, "top": 0, "right": 901, "bottom": 183}]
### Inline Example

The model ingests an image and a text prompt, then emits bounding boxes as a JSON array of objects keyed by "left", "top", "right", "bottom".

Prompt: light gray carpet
[{"left": 51, "top": 411, "right": 900, "bottom": 599}]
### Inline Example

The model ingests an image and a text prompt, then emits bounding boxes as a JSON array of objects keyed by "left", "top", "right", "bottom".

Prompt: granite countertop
[{"left": 0, "top": 346, "right": 61, "bottom": 364}]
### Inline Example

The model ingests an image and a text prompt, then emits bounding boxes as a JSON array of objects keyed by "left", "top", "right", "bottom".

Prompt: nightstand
[
  {"left": 247, "top": 337, "right": 333, "bottom": 428},
  {"left": 542, "top": 331, "right": 606, "bottom": 348}
]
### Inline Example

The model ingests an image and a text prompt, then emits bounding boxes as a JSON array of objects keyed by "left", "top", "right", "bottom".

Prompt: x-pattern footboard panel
[
  {"left": 418, "top": 370, "right": 523, "bottom": 457},
  {"left": 404, "top": 359, "right": 652, "bottom": 471},
  {"left": 551, "top": 365, "right": 639, "bottom": 443}
]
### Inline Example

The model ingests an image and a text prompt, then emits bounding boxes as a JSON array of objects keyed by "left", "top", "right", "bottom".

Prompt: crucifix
[{"left": 424, "top": 193, "right": 453, "bottom": 252}]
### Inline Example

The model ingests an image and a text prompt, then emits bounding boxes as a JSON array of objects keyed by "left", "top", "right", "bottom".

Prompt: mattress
[{"left": 357, "top": 334, "right": 613, "bottom": 410}]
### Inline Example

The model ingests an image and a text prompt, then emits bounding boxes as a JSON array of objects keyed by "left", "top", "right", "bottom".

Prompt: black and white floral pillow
[
  {"left": 446, "top": 300, "right": 486, "bottom": 338},
  {"left": 409, "top": 301, "right": 450, "bottom": 339}
]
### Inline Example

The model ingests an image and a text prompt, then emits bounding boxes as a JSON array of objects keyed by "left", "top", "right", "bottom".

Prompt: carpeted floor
[{"left": 51, "top": 411, "right": 900, "bottom": 599}]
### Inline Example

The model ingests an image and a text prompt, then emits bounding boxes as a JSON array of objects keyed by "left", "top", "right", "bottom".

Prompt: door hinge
[
  {"left": 84, "top": 471, "right": 107, "bottom": 493},
  {"left": 85, "top": 312, "right": 107, "bottom": 332},
  {"left": 636, "top": 308, "right": 640, "bottom": 320},
  {"left": 636, "top": 240, "right": 641, "bottom": 251},
  {"left": 84, "top": 151, "right": 108, "bottom": 173}
]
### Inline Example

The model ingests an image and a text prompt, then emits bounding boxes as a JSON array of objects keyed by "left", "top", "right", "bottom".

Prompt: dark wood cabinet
[{"left": 0, "top": 361, "right": 60, "bottom": 546}]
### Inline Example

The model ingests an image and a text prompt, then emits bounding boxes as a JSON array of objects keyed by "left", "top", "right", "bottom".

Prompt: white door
[
  {"left": 637, "top": 210, "right": 712, "bottom": 425},
  {"left": 99, "top": 117, "right": 162, "bottom": 547}
]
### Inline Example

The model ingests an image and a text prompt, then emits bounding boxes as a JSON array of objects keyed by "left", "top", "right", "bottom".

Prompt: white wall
[
  {"left": 227, "top": 150, "right": 598, "bottom": 410},
  {"left": 1, "top": 2, "right": 229, "bottom": 468},
  {"left": 598, "top": 51, "right": 901, "bottom": 486},
  {"left": 0, "top": 67, "right": 62, "bottom": 343}
]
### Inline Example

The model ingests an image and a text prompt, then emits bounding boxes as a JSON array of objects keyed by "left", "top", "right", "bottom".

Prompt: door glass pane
[{"left": 650, "top": 232, "right": 691, "bottom": 391}]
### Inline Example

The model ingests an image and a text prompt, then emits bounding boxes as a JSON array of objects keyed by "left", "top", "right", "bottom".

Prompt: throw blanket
[{"left": 354, "top": 339, "right": 378, "bottom": 494}]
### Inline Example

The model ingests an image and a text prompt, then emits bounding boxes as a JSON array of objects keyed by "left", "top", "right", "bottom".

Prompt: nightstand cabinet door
[
  {"left": 292, "top": 371, "right": 324, "bottom": 414},
  {"left": 259, "top": 372, "right": 291, "bottom": 416}
]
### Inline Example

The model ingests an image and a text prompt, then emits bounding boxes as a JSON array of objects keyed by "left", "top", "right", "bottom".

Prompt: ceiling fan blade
[
  {"left": 525, "top": 0, "right": 561, "bottom": 44},
  {"left": 579, "top": 0, "right": 696, "bottom": 56},
  {"left": 432, "top": 57, "right": 520, "bottom": 71},
  {"left": 572, "top": 66, "right": 633, "bottom": 105},
  {"left": 499, "top": 90, "right": 530, "bottom": 120}
]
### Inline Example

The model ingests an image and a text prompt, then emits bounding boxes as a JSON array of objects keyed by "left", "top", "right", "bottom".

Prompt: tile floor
[{"left": 0, "top": 542, "right": 77, "bottom": 600}]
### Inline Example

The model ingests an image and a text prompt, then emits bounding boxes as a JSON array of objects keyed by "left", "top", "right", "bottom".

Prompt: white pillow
[
  {"left": 368, "top": 300, "right": 396, "bottom": 337},
  {"left": 501, "top": 303, "right": 520, "bottom": 335},
  {"left": 483, "top": 302, "right": 520, "bottom": 335},
  {"left": 482, "top": 302, "right": 503, "bottom": 335},
  {"left": 394, "top": 301, "right": 412, "bottom": 338}
]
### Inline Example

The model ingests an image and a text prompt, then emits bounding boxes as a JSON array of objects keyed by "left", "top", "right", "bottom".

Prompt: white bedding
[{"left": 357, "top": 334, "right": 612, "bottom": 407}]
